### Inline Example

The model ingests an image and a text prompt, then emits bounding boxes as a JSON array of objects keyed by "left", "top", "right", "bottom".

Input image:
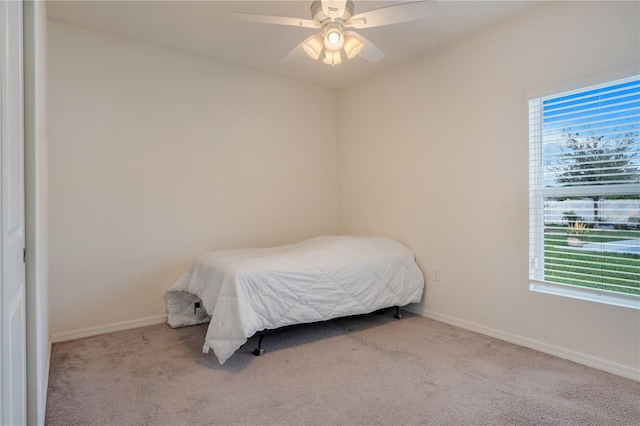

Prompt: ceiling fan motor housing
[{"left": 310, "top": 0, "right": 355, "bottom": 26}]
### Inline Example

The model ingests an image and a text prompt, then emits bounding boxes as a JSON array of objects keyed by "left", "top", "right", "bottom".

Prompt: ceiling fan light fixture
[
  {"left": 323, "top": 50, "right": 342, "bottom": 66},
  {"left": 302, "top": 33, "right": 324, "bottom": 59},
  {"left": 343, "top": 34, "right": 363, "bottom": 59}
]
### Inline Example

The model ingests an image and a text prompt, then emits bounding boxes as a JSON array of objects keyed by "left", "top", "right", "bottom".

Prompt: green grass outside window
[{"left": 544, "top": 226, "right": 640, "bottom": 296}]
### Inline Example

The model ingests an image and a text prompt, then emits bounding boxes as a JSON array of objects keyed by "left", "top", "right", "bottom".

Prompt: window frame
[{"left": 528, "top": 75, "right": 640, "bottom": 310}]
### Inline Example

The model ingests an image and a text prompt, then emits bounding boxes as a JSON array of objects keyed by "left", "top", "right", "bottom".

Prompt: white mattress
[{"left": 164, "top": 235, "right": 424, "bottom": 364}]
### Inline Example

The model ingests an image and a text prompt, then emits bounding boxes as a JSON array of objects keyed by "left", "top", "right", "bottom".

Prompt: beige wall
[
  {"left": 48, "top": 22, "right": 339, "bottom": 334},
  {"left": 338, "top": 1, "right": 639, "bottom": 374}
]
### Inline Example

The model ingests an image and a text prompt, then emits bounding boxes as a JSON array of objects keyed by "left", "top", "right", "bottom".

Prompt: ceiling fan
[{"left": 231, "top": 0, "right": 437, "bottom": 66}]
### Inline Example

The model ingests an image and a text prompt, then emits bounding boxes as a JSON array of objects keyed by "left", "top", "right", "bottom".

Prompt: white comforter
[{"left": 164, "top": 235, "right": 424, "bottom": 364}]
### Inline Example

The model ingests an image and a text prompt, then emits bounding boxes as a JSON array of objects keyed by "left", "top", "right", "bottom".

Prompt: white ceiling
[{"left": 46, "top": 0, "right": 541, "bottom": 90}]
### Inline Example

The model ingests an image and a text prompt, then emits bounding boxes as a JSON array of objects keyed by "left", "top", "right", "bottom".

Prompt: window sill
[{"left": 529, "top": 281, "right": 640, "bottom": 310}]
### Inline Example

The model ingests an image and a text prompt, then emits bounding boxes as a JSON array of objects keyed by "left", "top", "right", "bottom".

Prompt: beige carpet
[{"left": 46, "top": 310, "right": 640, "bottom": 425}]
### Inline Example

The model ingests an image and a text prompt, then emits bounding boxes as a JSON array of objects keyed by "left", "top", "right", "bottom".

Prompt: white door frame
[{"left": 24, "top": 0, "right": 50, "bottom": 423}]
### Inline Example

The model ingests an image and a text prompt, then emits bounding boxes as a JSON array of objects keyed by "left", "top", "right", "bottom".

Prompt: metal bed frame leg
[
  {"left": 394, "top": 306, "right": 402, "bottom": 320},
  {"left": 253, "top": 333, "right": 265, "bottom": 356}
]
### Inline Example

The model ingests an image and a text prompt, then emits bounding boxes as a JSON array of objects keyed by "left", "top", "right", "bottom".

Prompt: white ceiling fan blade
[
  {"left": 344, "top": 31, "right": 385, "bottom": 63},
  {"left": 348, "top": 1, "right": 437, "bottom": 29},
  {"left": 321, "top": 0, "right": 347, "bottom": 20},
  {"left": 230, "top": 12, "right": 318, "bottom": 29},
  {"left": 281, "top": 44, "right": 306, "bottom": 63}
]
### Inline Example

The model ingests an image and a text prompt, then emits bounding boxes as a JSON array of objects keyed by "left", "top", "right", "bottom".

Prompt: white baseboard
[
  {"left": 51, "top": 314, "right": 168, "bottom": 343},
  {"left": 404, "top": 305, "right": 640, "bottom": 382},
  {"left": 48, "top": 308, "right": 639, "bottom": 381}
]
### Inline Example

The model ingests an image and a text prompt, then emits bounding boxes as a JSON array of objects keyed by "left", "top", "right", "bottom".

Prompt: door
[{"left": 0, "top": 0, "right": 27, "bottom": 424}]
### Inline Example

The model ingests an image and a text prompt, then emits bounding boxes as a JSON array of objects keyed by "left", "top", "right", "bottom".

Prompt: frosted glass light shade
[
  {"left": 343, "top": 34, "right": 364, "bottom": 59},
  {"left": 303, "top": 34, "right": 324, "bottom": 60},
  {"left": 323, "top": 50, "right": 342, "bottom": 65},
  {"left": 324, "top": 28, "right": 344, "bottom": 52}
]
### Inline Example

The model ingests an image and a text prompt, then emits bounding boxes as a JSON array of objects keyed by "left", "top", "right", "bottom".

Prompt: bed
[{"left": 164, "top": 235, "right": 424, "bottom": 364}]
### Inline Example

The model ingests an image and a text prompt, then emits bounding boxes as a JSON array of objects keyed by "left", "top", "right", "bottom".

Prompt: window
[{"left": 529, "top": 76, "right": 640, "bottom": 309}]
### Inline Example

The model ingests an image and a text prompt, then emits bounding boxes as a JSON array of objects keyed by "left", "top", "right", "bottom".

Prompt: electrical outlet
[{"left": 432, "top": 268, "right": 441, "bottom": 282}]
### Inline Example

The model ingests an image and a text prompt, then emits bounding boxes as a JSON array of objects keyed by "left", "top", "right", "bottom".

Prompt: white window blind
[{"left": 529, "top": 76, "right": 640, "bottom": 308}]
